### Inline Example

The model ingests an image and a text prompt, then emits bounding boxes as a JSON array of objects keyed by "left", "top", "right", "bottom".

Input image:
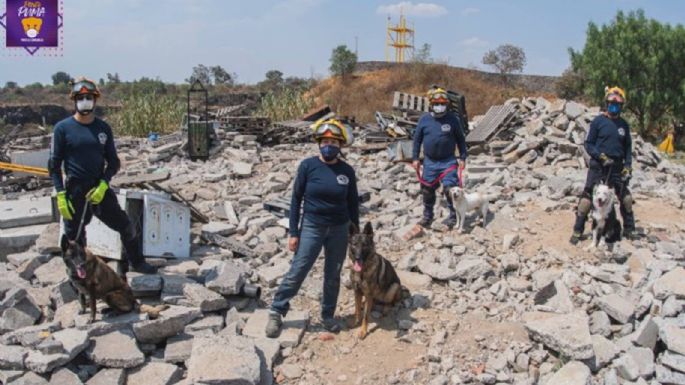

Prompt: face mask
[
  {"left": 320, "top": 144, "right": 340, "bottom": 161},
  {"left": 76, "top": 99, "right": 94, "bottom": 115},
  {"left": 607, "top": 103, "right": 622, "bottom": 116},
  {"left": 432, "top": 104, "right": 447, "bottom": 115}
]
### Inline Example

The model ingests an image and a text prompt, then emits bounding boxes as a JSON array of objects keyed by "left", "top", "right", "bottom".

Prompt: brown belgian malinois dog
[
  {"left": 348, "top": 222, "right": 408, "bottom": 339},
  {"left": 60, "top": 235, "right": 167, "bottom": 322}
]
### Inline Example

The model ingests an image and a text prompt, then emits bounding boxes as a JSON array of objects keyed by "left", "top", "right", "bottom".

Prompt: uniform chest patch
[
  {"left": 98, "top": 132, "right": 107, "bottom": 145},
  {"left": 336, "top": 175, "right": 349, "bottom": 185},
  {"left": 441, "top": 124, "right": 451, "bottom": 132},
  {"left": 617, "top": 127, "right": 625, "bottom": 137}
]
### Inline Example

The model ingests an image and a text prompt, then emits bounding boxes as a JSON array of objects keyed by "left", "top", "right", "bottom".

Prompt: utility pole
[{"left": 355, "top": 36, "right": 358, "bottom": 56}]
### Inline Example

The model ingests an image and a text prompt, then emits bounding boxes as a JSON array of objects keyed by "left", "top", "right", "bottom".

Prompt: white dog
[
  {"left": 448, "top": 186, "right": 489, "bottom": 232},
  {"left": 590, "top": 183, "right": 621, "bottom": 248}
]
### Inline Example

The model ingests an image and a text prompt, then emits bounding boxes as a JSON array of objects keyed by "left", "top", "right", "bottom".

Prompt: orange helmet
[
  {"left": 604, "top": 86, "right": 625, "bottom": 104},
  {"left": 427, "top": 87, "right": 449, "bottom": 104},
  {"left": 69, "top": 77, "right": 101, "bottom": 100},
  {"left": 311, "top": 118, "right": 354, "bottom": 146}
]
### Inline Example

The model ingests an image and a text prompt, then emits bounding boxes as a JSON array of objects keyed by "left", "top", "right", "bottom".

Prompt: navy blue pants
[{"left": 64, "top": 179, "right": 143, "bottom": 265}]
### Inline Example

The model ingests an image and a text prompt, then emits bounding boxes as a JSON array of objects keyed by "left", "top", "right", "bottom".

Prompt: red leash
[{"left": 415, "top": 164, "right": 464, "bottom": 188}]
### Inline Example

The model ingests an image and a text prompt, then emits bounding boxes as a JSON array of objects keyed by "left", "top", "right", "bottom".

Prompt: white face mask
[
  {"left": 76, "top": 99, "right": 94, "bottom": 113},
  {"left": 432, "top": 105, "right": 447, "bottom": 114}
]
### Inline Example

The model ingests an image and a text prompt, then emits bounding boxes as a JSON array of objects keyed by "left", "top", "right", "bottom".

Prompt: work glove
[
  {"left": 86, "top": 180, "right": 109, "bottom": 205},
  {"left": 57, "top": 191, "right": 75, "bottom": 220},
  {"left": 599, "top": 153, "right": 614, "bottom": 167},
  {"left": 621, "top": 166, "right": 632, "bottom": 181}
]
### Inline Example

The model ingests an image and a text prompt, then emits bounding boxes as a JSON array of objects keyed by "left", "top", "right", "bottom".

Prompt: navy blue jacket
[
  {"left": 585, "top": 114, "right": 632, "bottom": 167},
  {"left": 289, "top": 157, "right": 359, "bottom": 237},
  {"left": 412, "top": 112, "right": 467, "bottom": 161},
  {"left": 49, "top": 117, "right": 120, "bottom": 191}
]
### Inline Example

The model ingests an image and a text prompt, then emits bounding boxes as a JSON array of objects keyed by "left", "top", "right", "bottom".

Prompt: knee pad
[
  {"left": 577, "top": 197, "right": 592, "bottom": 217},
  {"left": 622, "top": 194, "right": 633, "bottom": 213},
  {"left": 421, "top": 185, "right": 436, "bottom": 205}
]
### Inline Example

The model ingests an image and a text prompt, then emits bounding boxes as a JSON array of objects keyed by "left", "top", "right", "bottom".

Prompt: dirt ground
[{"left": 273, "top": 194, "right": 684, "bottom": 384}]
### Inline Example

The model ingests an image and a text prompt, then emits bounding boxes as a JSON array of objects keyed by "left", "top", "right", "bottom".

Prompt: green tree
[
  {"left": 51, "top": 71, "right": 71, "bottom": 85},
  {"left": 210, "top": 65, "right": 234, "bottom": 86},
  {"left": 482, "top": 44, "right": 527, "bottom": 76},
  {"left": 329, "top": 45, "right": 357, "bottom": 78},
  {"left": 4, "top": 81, "right": 18, "bottom": 89},
  {"left": 569, "top": 9, "right": 685, "bottom": 134}
]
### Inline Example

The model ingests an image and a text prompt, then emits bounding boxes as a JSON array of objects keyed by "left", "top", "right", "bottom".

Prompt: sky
[{"left": 1, "top": 0, "right": 684, "bottom": 86}]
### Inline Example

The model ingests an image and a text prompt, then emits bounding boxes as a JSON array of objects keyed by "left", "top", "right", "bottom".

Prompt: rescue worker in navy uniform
[
  {"left": 49, "top": 77, "right": 156, "bottom": 274},
  {"left": 412, "top": 87, "right": 468, "bottom": 228},
  {"left": 570, "top": 86, "right": 636, "bottom": 244}
]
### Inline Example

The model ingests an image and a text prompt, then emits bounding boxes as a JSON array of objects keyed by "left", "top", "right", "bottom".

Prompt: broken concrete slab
[
  {"left": 0, "top": 322, "right": 60, "bottom": 347},
  {"left": 48, "top": 368, "right": 83, "bottom": 385},
  {"left": 543, "top": 360, "right": 591, "bottom": 385},
  {"left": 633, "top": 315, "right": 659, "bottom": 350},
  {"left": 201, "top": 222, "right": 237, "bottom": 237},
  {"left": 164, "top": 333, "right": 193, "bottom": 364},
  {"left": 24, "top": 329, "right": 89, "bottom": 373},
  {"left": 75, "top": 311, "right": 148, "bottom": 337},
  {"left": 589, "top": 335, "right": 619, "bottom": 371},
  {"left": 85, "top": 368, "right": 125, "bottom": 385},
  {"left": 596, "top": 293, "right": 635, "bottom": 324},
  {"left": 524, "top": 312, "right": 594, "bottom": 360},
  {"left": 126, "top": 273, "right": 163, "bottom": 297},
  {"left": 87, "top": 330, "right": 145, "bottom": 368},
  {"left": 33, "top": 223, "right": 61, "bottom": 255},
  {"left": 187, "top": 334, "right": 261, "bottom": 385},
  {"left": 614, "top": 352, "right": 640, "bottom": 381},
  {"left": 50, "top": 281, "right": 79, "bottom": 307},
  {"left": 626, "top": 345, "right": 654, "bottom": 378},
  {"left": 534, "top": 281, "right": 574, "bottom": 313},
  {"left": 656, "top": 365, "right": 685, "bottom": 385},
  {"left": 185, "top": 314, "right": 224, "bottom": 334},
  {"left": 131, "top": 305, "right": 201, "bottom": 344},
  {"left": 0, "top": 345, "right": 28, "bottom": 370},
  {"left": 204, "top": 260, "right": 246, "bottom": 295},
  {"left": 126, "top": 362, "right": 183, "bottom": 385},
  {"left": 8, "top": 371, "right": 49, "bottom": 385},
  {"left": 661, "top": 350, "right": 685, "bottom": 374},
  {"left": 654, "top": 267, "right": 685, "bottom": 300},
  {"left": 0, "top": 294, "right": 42, "bottom": 333},
  {"left": 183, "top": 283, "right": 229, "bottom": 312},
  {"left": 0, "top": 224, "right": 48, "bottom": 255},
  {"left": 0, "top": 370, "right": 26, "bottom": 384},
  {"left": 453, "top": 258, "right": 493, "bottom": 281},
  {"left": 257, "top": 260, "right": 290, "bottom": 288},
  {"left": 660, "top": 323, "right": 685, "bottom": 356},
  {"left": 33, "top": 257, "right": 68, "bottom": 286},
  {"left": 242, "top": 309, "right": 309, "bottom": 348},
  {"left": 0, "top": 197, "right": 53, "bottom": 229}
]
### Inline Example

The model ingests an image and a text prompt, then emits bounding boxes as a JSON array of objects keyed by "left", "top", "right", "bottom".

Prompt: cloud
[
  {"left": 460, "top": 7, "right": 479, "bottom": 16},
  {"left": 376, "top": 2, "right": 447, "bottom": 17},
  {"left": 458, "top": 37, "right": 489, "bottom": 48}
]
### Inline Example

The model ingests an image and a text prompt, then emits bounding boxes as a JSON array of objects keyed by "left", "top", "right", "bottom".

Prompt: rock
[
  {"left": 565, "top": 101, "right": 585, "bottom": 120},
  {"left": 589, "top": 311, "right": 611, "bottom": 337},
  {"left": 0, "top": 345, "right": 28, "bottom": 370},
  {"left": 53, "top": 301, "right": 81, "bottom": 329},
  {"left": 132, "top": 305, "right": 201, "bottom": 344},
  {"left": 185, "top": 315, "right": 224, "bottom": 334},
  {"left": 183, "top": 283, "right": 229, "bottom": 312},
  {"left": 50, "top": 281, "right": 79, "bottom": 307},
  {"left": 278, "top": 364, "right": 303, "bottom": 380},
  {"left": 534, "top": 281, "right": 574, "bottom": 313},
  {"left": 85, "top": 369, "right": 125, "bottom": 385},
  {"left": 596, "top": 294, "right": 635, "bottom": 324},
  {"left": 524, "top": 312, "right": 594, "bottom": 360},
  {"left": 232, "top": 161, "right": 253, "bottom": 176},
  {"left": 187, "top": 334, "right": 261, "bottom": 385},
  {"left": 0, "top": 290, "right": 41, "bottom": 333},
  {"left": 662, "top": 350, "right": 685, "bottom": 374},
  {"left": 503, "top": 233, "right": 519, "bottom": 250},
  {"left": 654, "top": 267, "right": 685, "bottom": 300},
  {"left": 126, "top": 273, "right": 163, "bottom": 297},
  {"left": 1, "top": 322, "right": 60, "bottom": 347},
  {"left": 16, "top": 255, "right": 46, "bottom": 281},
  {"left": 242, "top": 309, "right": 309, "bottom": 348},
  {"left": 48, "top": 368, "right": 82, "bottom": 385},
  {"left": 164, "top": 333, "right": 193, "bottom": 363},
  {"left": 657, "top": 364, "right": 685, "bottom": 384},
  {"left": 87, "top": 330, "right": 145, "bottom": 368},
  {"left": 660, "top": 323, "right": 685, "bottom": 356},
  {"left": 0, "top": 370, "right": 27, "bottom": 384},
  {"left": 633, "top": 316, "right": 659, "bottom": 350},
  {"left": 626, "top": 346, "right": 654, "bottom": 378},
  {"left": 396, "top": 270, "right": 431, "bottom": 291},
  {"left": 204, "top": 261, "right": 246, "bottom": 295},
  {"left": 75, "top": 311, "right": 148, "bottom": 337},
  {"left": 543, "top": 361, "right": 591, "bottom": 385},
  {"left": 257, "top": 261, "right": 290, "bottom": 288},
  {"left": 33, "top": 257, "right": 68, "bottom": 285},
  {"left": 24, "top": 329, "right": 89, "bottom": 374},
  {"left": 34, "top": 223, "right": 61, "bottom": 255},
  {"left": 254, "top": 337, "right": 280, "bottom": 385},
  {"left": 126, "top": 362, "right": 182, "bottom": 385},
  {"left": 453, "top": 258, "right": 493, "bottom": 281},
  {"left": 589, "top": 335, "right": 619, "bottom": 371},
  {"left": 201, "top": 222, "right": 237, "bottom": 237},
  {"left": 614, "top": 353, "right": 640, "bottom": 381},
  {"left": 8, "top": 371, "right": 48, "bottom": 385},
  {"left": 416, "top": 252, "right": 457, "bottom": 281}
]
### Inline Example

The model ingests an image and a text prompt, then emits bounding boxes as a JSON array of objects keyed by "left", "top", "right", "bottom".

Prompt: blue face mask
[
  {"left": 607, "top": 102, "right": 622, "bottom": 115},
  {"left": 320, "top": 145, "right": 340, "bottom": 161}
]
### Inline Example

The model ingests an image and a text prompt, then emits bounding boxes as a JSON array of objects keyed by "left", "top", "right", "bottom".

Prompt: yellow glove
[
  {"left": 599, "top": 153, "right": 614, "bottom": 167},
  {"left": 622, "top": 166, "right": 632, "bottom": 180},
  {"left": 86, "top": 180, "right": 109, "bottom": 205},
  {"left": 57, "top": 191, "right": 75, "bottom": 220}
]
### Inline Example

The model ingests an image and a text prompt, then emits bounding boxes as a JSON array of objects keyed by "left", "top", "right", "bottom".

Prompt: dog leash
[
  {"left": 74, "top": 200, "right": 91, "bottom": 242},
  {"left": 415, "top": 164, "right": 464, "bottom": 188}
]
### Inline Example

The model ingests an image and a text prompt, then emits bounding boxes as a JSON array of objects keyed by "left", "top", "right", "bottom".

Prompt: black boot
[{"left": 130, "top": 261, "right": 157, "bottom": 274}]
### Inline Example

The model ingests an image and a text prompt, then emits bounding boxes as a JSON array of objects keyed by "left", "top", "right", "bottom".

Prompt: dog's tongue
[
  {"left": 353, "top": 260, "right": 363, "bottom": 272},
  {"left": 76, "top": 266, "right": 86, "bottom": 279}
]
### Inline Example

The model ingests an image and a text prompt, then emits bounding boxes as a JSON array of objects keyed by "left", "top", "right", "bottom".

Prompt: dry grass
[{"left": 309, "top": 63, "right": 555, "bottom": 123}]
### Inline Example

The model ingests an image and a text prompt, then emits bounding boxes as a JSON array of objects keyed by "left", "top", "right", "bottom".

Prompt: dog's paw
[{"left": 358, "top": 328, "right": 367, "bottom": 340}]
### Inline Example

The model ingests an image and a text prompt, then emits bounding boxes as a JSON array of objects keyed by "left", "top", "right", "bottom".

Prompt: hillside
[{"left": 309, "top": 62, "right": 559, "bottom": 123}]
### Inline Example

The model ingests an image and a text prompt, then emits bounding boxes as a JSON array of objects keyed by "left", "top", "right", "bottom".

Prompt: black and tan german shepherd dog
[
  {"left": 348, "top": 222, "right": 408, "bottom": 339},
  {"left": 61, "top": 235, "right": 167, "bottom": 322}
]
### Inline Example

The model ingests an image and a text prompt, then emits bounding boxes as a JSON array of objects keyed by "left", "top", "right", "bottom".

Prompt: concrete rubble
[{"left": 0, "top": 96, "right": 684, "bottom": 384}]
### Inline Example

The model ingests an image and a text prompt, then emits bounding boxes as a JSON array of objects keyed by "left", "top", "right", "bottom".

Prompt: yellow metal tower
[{"left": 386, "top": 12, "right": 414, "bottom": 63}]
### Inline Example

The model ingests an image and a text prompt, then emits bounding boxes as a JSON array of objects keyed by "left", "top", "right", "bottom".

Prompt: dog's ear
[
  {"left": 349, "top": 223, "right": 359, "bottom": 235},
  {"left": 60, "top": 234, "right": 69, "bottom": 253},
  {"left": 363, "top": 222, "right": 373, "bottom": 235}
]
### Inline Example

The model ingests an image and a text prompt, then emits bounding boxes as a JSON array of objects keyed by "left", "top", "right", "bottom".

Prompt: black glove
[{"left": 599, "top": 153, "right": 614, "bottom": 167}]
